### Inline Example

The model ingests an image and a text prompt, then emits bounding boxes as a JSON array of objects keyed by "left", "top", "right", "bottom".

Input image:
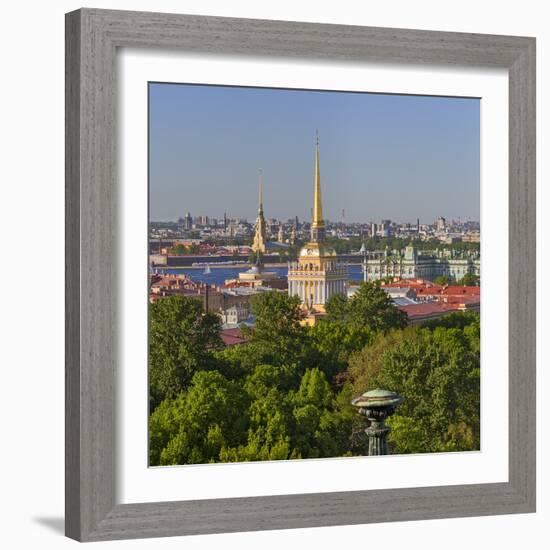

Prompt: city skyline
[
  {"left": 150, "top": 210, "right": 478, "bottom": 226},
  {"left": 149, "top": 83, "right": 480, "bottom": 223}
]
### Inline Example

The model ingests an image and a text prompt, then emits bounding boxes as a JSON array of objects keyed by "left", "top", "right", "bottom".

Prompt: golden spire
[
  {"left": 258, "top": 169, "right": 264, "bottom": 214},
  {"left": 312, "top": 131, "right": 324, "bottom": 229},
  {"left": 252, "top": 169, "right": 267, "bottom": 254}
]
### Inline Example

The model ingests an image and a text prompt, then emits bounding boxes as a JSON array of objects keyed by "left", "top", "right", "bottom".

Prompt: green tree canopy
[
  {"left": 169, "top": 243, "right": 186, "bottom": 255},
  {"left": 306, "top": 317, "right": 374, "bottom": 380},
  {"left": 148, "top": 276, "right": 480, "bottom": 464},
  {"left": 241, "top": 291, "right": 307, "bottom": 366},
  {"left": 325, "top": 282, "right": 407, "bottom": 333},
  {"left": 457, "top": 272, "right": 480, "bottom": 286},
  {"left": 149, "top": 295, "right": 222, "bottom": 410},
  {"left": 149, "top": 370, "right": 249, "bottom": 466},
  {"left": 347, "top": 316, "right": 480, "bottom": 455}
]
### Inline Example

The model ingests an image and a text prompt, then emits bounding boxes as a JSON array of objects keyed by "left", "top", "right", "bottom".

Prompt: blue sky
[{"left": 149, "top": 83, "right": 479, "bottom": 224}]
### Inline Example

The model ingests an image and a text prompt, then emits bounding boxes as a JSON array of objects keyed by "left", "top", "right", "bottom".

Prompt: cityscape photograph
[{"left": 148, "top": 82, "right": 481, "bottom": 466}]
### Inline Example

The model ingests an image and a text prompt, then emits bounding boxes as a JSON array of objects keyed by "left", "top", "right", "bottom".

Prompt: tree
[
  {"left": 149, "top": 370, "right": 249, "bottom": 465},
  {"left": 347, "top": 323, "right": 480, "bottom": 455},
  {"left": 347, "top": 327, "right": 419, "bottom": 393},
  {"left": 457, "top": 272, "right": 480, "bottom": 286},
  {"left": 434, "top": 275, "right": 451, "bottom": 285},
  {"left": 219, "top": 388, "right": 293, "bottom": 462},
  {"left": 243, "top": 363, "right": 301, "bottom": 400},
  {"left": 218, "top": 366, "right": 355, "bottom": 462},
  {"left": 422, "top": 310, "right": 480, "bottom": 331},
  {"left": 288, "top": 368, "right": 355, "bottom": 459},
  {"left": 326, "top": 282, "right": 407, "bottom": 333},
  {"left": 220, "top": 363, "right": 298, "bottom": 463},
  {"left": 307, "top": 319, "right": 373, "bottom": 380},
  {"left": 169, "top": 243, "right": 186, "bottom": 255},
  {"left": 324, "top": 293, "right": 349, "bottom": 322},
  {"left": 149, "top": 295, "right": 223, "bottom": 410},
  {"left": 242, "top": 291, "right": 306, "bottom": 366}
]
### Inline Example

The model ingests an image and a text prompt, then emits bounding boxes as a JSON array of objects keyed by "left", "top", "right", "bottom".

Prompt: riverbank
[
  {"left": 158, "top": 262, "right": 362, "bottom": 269},
  {"left": 153, "top": 265, "right": 366, "bottom": 288}
]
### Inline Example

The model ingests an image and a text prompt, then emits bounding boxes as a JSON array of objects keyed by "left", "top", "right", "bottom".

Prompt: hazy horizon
[{"left": 149, "top": 83, "right": 480, "bottom": 224}]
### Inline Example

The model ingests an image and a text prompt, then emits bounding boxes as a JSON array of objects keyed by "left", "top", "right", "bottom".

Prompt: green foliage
[
  {"left": 169, "top": 243, "right": 186, "bottom": 255},
  {"left": 149, "top": 370, "right": 249, "bottom": 465},
  {"left": 348, "top": 315, "right": 480, "bottom": 455},
  {"left": 323, "top": 235, "right": 479, "bottom": 256},
  {"left": 325, "top": 282, "right": 407, "bottom": 333},
  {"left": 242, "top": 291, "right": 307, "bottom": 366},
  {"left": 249, "top": 291, "right": 304, "bottom": 340},
  {"left": 347, "top": 328, "right": 420, "bottom": 393},
  {"left": 324, "top": 293, "right": 349, "bottom": 321},
  {"left": 307, "top": 318, "right": 373, "bottom": 379},
  {"left": 433, "top": 275, "right": 452, "bottom": 285},
  {"left": 221, "top": 367, "right": 348, "bottom": 462},
  {"left": 149, "top": 280, "right": 480, "bottom": 464},
  {"left": 457, "top": 272, "right": 480, "bottom": 286},
  {"left": 149, "top": 295, "right": 223, "bottom": 410},
  {"left": 168, "top": 243, "right": 201, "bottom": 255},
  {"left": 243, "top": 363, "right": 301, "bottom": 400},
  {"left": 422, "top": 310, "right": 480, "bottom": 331}
]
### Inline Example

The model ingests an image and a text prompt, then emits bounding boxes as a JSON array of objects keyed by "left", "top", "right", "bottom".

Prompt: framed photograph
[{"left": 65, "top": 8, "right": 535, "bottom": 542}]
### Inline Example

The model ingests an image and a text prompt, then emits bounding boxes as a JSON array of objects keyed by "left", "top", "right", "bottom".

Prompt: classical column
[{"left": 351, "top": 389, "right": 404, "bottom": 456}]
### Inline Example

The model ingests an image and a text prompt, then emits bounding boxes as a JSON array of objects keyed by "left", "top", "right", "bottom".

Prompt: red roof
[
  {"left": 398, "top": 301, "right": 457, "bottom": 318},
  {"left": 220, "top": 328, "right": 247, "bottom": 346},
  {"left": 444, "top": 295, "right": 480, "bottom": 305},
  {"left": 397, "top": 298, "right": 479, "bottom": 321},
  {"left": 384, "top": 279, "right": 480, "bottom": 300},
  {"left": 384, "top": 279, "right": 442, "bottom": 290},
  {"left": 440, "top": 285, "right": 480, "bottom": 296}
]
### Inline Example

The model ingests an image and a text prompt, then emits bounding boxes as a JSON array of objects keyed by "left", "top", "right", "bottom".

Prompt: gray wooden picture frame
[{"left": 65, "top": 8, "right": 536, "bottom": 542}]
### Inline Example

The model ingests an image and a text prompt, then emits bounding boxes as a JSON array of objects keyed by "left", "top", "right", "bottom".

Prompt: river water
[{"left": 154, "top": 264, "right": 365, "bottom": 287}]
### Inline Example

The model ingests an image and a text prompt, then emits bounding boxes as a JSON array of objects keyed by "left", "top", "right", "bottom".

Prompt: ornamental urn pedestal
[{"left": 352, "top": 389, "right": 404, "bottom": 456}]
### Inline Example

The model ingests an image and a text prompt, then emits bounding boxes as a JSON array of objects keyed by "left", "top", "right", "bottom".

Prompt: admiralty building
[{"left": 287, "top": 137, "right": 348, "bottom": 311}]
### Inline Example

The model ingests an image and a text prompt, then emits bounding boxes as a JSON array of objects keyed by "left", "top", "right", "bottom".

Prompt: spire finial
[
  {"left": 311, "top": 132, "right": 324, "bottom": 241},
  {"left": 258, "top": 169, "right": 263, "bottom": 213}
]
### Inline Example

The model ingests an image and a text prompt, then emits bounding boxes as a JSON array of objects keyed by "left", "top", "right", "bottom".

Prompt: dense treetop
[{"left": 149, "top": 283, "right": 480, "bottom": 465}]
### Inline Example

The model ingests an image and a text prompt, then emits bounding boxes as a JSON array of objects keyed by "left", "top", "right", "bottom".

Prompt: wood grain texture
[
  {"left": 65, "top": 9, "right": 81, "bottom": 541},
  {"left": 65, "top": 8, "right": 536, "bottom": 542},
  {"left": 508, "top": 41, "right": 536, "bottom": 508}
]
